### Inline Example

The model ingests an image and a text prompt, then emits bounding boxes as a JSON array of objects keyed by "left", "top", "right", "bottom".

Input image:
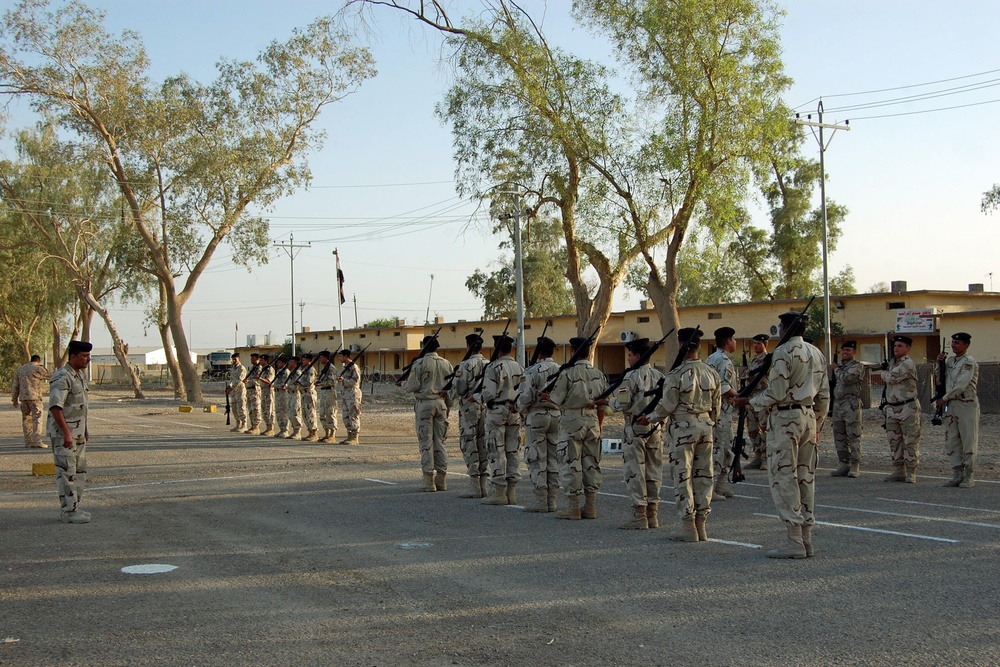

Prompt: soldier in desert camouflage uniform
[
  {"left": 515, "top": 336, "right": 561, "bottom": 513},
  {"left": 270, "top": 358, "right": 289, "bottom": 437},
  {"left": 314, "top": 351, "right": 339, "bottom": 443},
  {"left": 449, "top": 334, "right": 488, "bottom": 498},
  {"left": 283, "top": 357, "right": 304, "bottom": 440},
  {"left": 257, "top": 354, "right": 276, "bottom": 436},
  {"left": 881, "top": 335, "right": 921, "bottom": 483},
  {"left": 402, "top": 335, "right": 453, "bottom": 492},
  {"left": 337, "top": 349, "right": 362, "bottom": 445},
  {"left": 225, "top": 353, "right": 248, "bottom": 433},
  {"left": 743, "top": 334, "right": 770, "bottom": 470},
  {"left": 11, "top": 354, "right": 50, "bottom": 448},
  {"left": 47, "top": 340, "right": 92, "bottom": 524},
  {"left": 830, "top": 341, "right": 865, "bottom": 478},
  {"left": 608, "top": 338, "right": 665, "bottom": 530},
  {"left": 543, "top": 336, "right": 608, "bottom": 520},
  {"left": 937, "top": 332, "right": 979, "bottom": 489},
  {"left": 706, "top": 327, "right": 738, "bottom": 500},
  {"left": 295, "top": 353, "right": 319, "bottom": 442},
  {"left": 739, "top": 311, "right": 829, "bottom": 559},
  {"left": 478, "top": 335, "right": 524, "bottom": 506},
  {"left": 638, "top": 328, "right": 719, "bottom": 542},
  {"left": 244, "top": 353, "right": 262, "bottom": 435}
]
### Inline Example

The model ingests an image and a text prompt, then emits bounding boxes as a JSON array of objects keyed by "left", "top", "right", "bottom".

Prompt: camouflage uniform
[
  {"left": 272, "top": 365, "right": 290, "bottom": 436},
  {"left": 651, "top": 358, "right": 720, "bottom": 523},
  {"left": 449, "top": 352, "right": 488, "bottom": 486},
  {"left": 227, "top": 361, "right": 248, "bottom": 432},
  {"left": 338, "top": 361, "right": 362, "bottom": 438},
  {"left": 315, "top": 360, "right": 339, "bottom": 440},
  {"left": 47, "top": 363, "right": 89, "bottom": 518},
  {"left": 258, "top": 363, "right": 276, "bottom": 434},
  {"left": 402, "top": 351, "right": 453, "bottom": 480},
  {"left": 11, "top": 360, "right": 50, "bottom": 448},
  {"left": 285, "top": 367, "right": 304, "bottom": 438},
  {"left": 550, "top": 360, "right": 608, "bottom": 500},
  {"left": 882, "top": 355, "right": 921, "bottom": 476},
  {"left": 832, "top": 357, "right": 865, "bottom": 467},
  {"left": 245, "top": 361, "right": 262, "bottom": 432},
  {"left": 745, "top": 351, "right": 770, "bottom": 461},
  {"left": 609, "top": 363, "right": 665, "bottom": 509},
  {"left": 942, "top": 352, "right": 979, "bottom": 480},
  {"left": 298, "top": 362, "right": 319, "bottom": 437},
  {"left": 706, "top": 348, "right": 737, "bottom": 487},
  {"left": 480, "top": 355, "right": 524, "bottom": 490},
  {"left": 516, "top": 357, "right": 561, "bottom": 506}
]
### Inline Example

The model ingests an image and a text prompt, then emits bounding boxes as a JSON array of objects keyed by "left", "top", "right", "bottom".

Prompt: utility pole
[
  {"left": 274, "top": 233, "right": 310, "bottom": 356},
  {"left": 299, "top": 301, "right": 306, "bottom": 333},
  {"left": 353, "top": 294, "right": 358, "bottom": 329},
  {"left": 425, "top": 274, "right": 434, "bottom": 324},
  {"left": 796, "top": 100, "right": 850, "bottom": 359}
]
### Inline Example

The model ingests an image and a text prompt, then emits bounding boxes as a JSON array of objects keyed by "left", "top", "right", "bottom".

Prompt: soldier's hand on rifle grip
[
  {"left": 539, "top": 392, "right": 551, "bottom": 403},
  {"left": 732, "top": 397, "right": 749, "bottom": 409},
  {"left": 635, "top": 415, "right": 650, "bottom": 426}
]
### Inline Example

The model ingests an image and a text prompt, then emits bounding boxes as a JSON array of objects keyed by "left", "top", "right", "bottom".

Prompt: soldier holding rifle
[
  {"left": 225, "top": 352, "right": 248, "bottom": 433},
  {"left": 257, "top": 354, "right": 277, "bottom": 436},
  {"left": 449, "top": 333, "right": 489, "bottom": 498},
  {"left": 881, "top": 335, "right": 921, "bottom": 483},
  {"left": 478, "top": 334, "right": 524, "bottom": 506},
  {"left": 830, "top": 341, "right": 865, "bottom": 478},
  {"left": 515, "top": 335, "right": 561, "bottom": 513},
  {"left": 244, "top": 353, "right": 262, "bottom": 435},
  {"left": 337, "top": 348, "right": 363, "bottom": 445},
  {"left": 314, "top": 350, "right": 340, "bottom": 443},
  {"left": 402, "top": 333, "right": 453, "bottom": 492},
  {"left": 706, "top": 327, "right": 738, "bottom": 500},
  {"left": 743, "top": 334, "right": 770, "bottom": 470},
  {"left": 937, "top": 332, "right": 979, "bottom": 488}
]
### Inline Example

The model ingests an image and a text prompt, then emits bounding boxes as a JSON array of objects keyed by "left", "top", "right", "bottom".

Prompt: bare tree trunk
[
  {"left": 644, "top": 230, "right": 686, "bottom": 363},
  {"left": 85, "top": 293, "right": 145, "bottom": 399},
  {"left": 158, "top": 284, "right": 183, "bottom": 398},
  {"left": 165, "top": 290, "right": 203, "bottom": 403}
]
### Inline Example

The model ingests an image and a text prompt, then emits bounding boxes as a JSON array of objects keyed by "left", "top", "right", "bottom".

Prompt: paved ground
[{"left": 1, "top": 388, "right": 998, "bottom": 666}]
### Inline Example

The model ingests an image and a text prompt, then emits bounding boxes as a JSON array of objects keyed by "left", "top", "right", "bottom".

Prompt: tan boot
[
  {"left": 620, "top": 506, "right": 648, "bottom": 530},
  {"left": 343, "top": 432, "right": 359, "bottom": 446},
  {"left": 246, "top": 425, "right": 260, "bottom": 435},
  {"left": 943, "top": 466, "right": 963, "bottom": 487},
  {"left": 230, "top": 424, "right": 242, "bottom": 433},
  {"left": 547, "top": 487, "right": 558, "bottom": 512},
  {"left": 714, "top": 477, "right": 735, "bottom": 499},
  {"left": 646, "top": 503, "right": 659, "bottom": 529},
  {"left": 847, "top": 461, "right": 861, "bottom": 478},
  {"left": 767, "top": 524, "right": 807, "bottom": 559},
  {"left": 802, "top": 525, "right": 815, "bottom": 557},
  {"left": 421, "top": 472, "right": 436, "bottom": 492},
  {"left": 261, "top": 427, "right": 275, "bottom": 436},
  {"left": 554, "top": 494, "right": 581, "bottom": 520},
  {"left": 669, "top": 518, "right": 699, "bottom": 542},
  {"left": 581, "top": 492, "right": 598, "bottom": 519},
  {"left": 481, "top": 481, "right": 508, "bottom": 505},
  {"left": 884, "top": 464, "right": 905, "bottom": 482},
  {"left": 744, "top": 453, "right": 764, "bottom": 470},
  {"left": 479, "top": 475, "right": 490, "bottom": 498},
  {"left": 830, "top": 461, "right": 850, "bottom": 477},
  {"left": 458, "top": 477, "right": 482, "bottom": 499},
  {"left": 304, "top": 429, "right": 319, "bottom": 442},
  {"left": 904, "top": 464, "right": 917, "bottom": 484},
  {"left": 960, "top": 466, "right": 976, "bottom": 489},
  {"left": 505, "top": 481, "right": 517, "bottom": 505},
  {"left": 434, "top": 471, "right": 447, "bottom": 492},
  {"left": 523, "top": 488, "right": 548, "bottom": 513},
  {"left": 694, "top": 514, "right": 709, "bottom": 542}
]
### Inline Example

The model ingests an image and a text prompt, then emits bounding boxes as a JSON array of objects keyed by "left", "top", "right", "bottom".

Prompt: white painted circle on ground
[
  {"left": 121, "top": 564, "right": 178, "bottom": 575},
  {"left": 396, "top": 542, "right": 433, "bottom": 549}
]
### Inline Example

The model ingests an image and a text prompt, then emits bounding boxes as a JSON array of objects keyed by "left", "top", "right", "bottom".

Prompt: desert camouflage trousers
[
  {"left": 557, "top": 408, "right": 601, "bottom": 497},
  {"left": 287, "top": 390, "right": 303, "bottom": 432},
  {"left": 414, "top": 397, "right": 449, "bottom": 474},
  {"left": 944, "top": 400, "right": 980, "bottom": 471},
  {"left": 713, "top": 403, "right": 735, "bottom": 479},
  {"left": 339, "top": 389, "right": 361, "bottom": 434},
  {"left": 260, "top": 389, "right": 274, "bottom": 430},
  {"left": 302, "top": 389, "right": 318, "bottom": 431},
  {"left": 622, "top": 420, "right": 663, "bottom": 507},
  {"left": 832, "top": 398, "right": 863, "bottom": 463},
  {"left": 666, "top": 415, "right": 714, "bottom": 520},
  {"left": 747, "top": 405, "right": 767, "bottom": 456},
  {"left": 230, "top": 387, "right": 247, "bottom": 426},
  {"left": 457, "top": 401, "right": 487, "bottom": 479},
  {"left": 524, "top": 407, "right": 560, "bottom": 493},
  {"left": 766, "top": 409, "right": 817, "bottom": 527},
  {"left": 274, "top": 391, "right": 288, "bottom": 433},
  {"left": 19, "top": 399, "right": 43, "bottom": 447},
  {"left": 885, "top": 403, "right": 921, "bottom": 468},
  {"left": 485, "top": 405, "right": 522, "bottom": 483},
  {"left": 246, "top": 386, "right": 261, "bottom": 427},
  {"left": 318, "top": 389, "right": 338, "bottom": 434},
  {"left": 51, "top": 435, "right": 87, "bottom": 514}
]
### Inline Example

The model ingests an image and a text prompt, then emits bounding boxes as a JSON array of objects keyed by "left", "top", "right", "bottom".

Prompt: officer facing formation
[
  {"left": 515, "top": 335, "right": 562, "bottom": 513},
  {"left": 478, "top": 334, "right": 524, "bottom": 506},
  {"left": 450, "top": 333, "right": 489, "bottom": 498},
  {"left": 830, "top": 341, "right": 865, "bottom": 478},
  {"left": 937, "top": 332, "right": 979, "bottom": 488},
  {"left": 403, "top": 335, "right": 453, "bottom": 491},
  {"left": 706, "top": 327, "right": 738, "bottom": 501},
  {"left": 12, "top": 354, "right": 50, "bottom": 448},
  {"left": 742, "top": 334, "right": 770, "bottom": 470},
  {"left": 225, "top": 353, "right": 248, "bottom": 432},
  {"left": 882, "top": 335, "right": 921, "bottom": 483},
  {"left": 337, "top": 348, "right": 362, "bottom": 445}
]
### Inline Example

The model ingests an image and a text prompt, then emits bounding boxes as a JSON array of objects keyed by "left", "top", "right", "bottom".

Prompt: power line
[
  {"left": 822, "top": 78, "right": 1000, "bottom": 114},
  {"left": 792, "top": 66, "right": 1000, "bottom": 109},
  {"left": 847, "top": 97, "right": 1000, "bottom": 121}
]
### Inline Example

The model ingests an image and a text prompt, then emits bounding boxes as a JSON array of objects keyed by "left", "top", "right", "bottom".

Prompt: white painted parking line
[
  {"left": 754, "top": 513, "right": 958, "bottom": 543},
  {"left": 708, "top": 538, "right": 762, "bottom": 549},
  {"left": 877, "top": 497, "right": 1000, "bottom": 515},
  {"left": 365, "top": 478, "right": 398, "bottom": 485},
  {"left": 817, "top": 503, "right": 1000, "bottom": 529},
  {"left": 598, "top": 491, "right": 629, "bottom": 499}
]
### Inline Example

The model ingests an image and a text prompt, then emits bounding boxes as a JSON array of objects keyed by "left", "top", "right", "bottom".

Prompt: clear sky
[{"left": 8, "top": 1, "right": 1000, "bottom": 351}]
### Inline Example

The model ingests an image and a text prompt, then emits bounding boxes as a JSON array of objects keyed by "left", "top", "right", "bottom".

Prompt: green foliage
[
  {"left": 982, "top": 184, "right": 1000, "bottom": 214},
  {"left": 804, "top": 300, "right": 844, "bottom": 343},
  {"left": 363, "top": 317, "right": 401, "bottom": 329}
]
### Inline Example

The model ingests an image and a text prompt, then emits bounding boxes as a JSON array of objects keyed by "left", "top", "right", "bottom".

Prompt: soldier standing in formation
[
  {"left": 244, "top": 353, "right": 262, "bottom": 435},
  {"left": 743, "top": 334, "right": 770, "bottom": 470},
  {"left": 609, "top": 338, "right": 665, "bottom": 530},
  {"left": 830, "top": 340, "right": 865, "bottom": 478},
  {"left": 403, "top": 335, "right": 453, "bottom": 492},
  {"left": 337, "top": 348, "right": 362, "bottom": 445},
  {"left": 225, "top": 352, "right": 248, "bottom": 433},
  {"left": 297, "top": 353, "right": 320, "bottom": 442},
  {"left": 314, "top": 350, "right": 339, "bottom": 443},
  {"left": 449, "top": 333, "right": 488, "bottom": 498},
  {"left": 543, "top": 336, "right": 608, "bottom": 520},
  {"left": 938, "top": 332, "right": 979, "bottom": 488},
  {"left": 271, "top": 357, "right": 290, "bottom": 437},
  {"left": 639, "top": 327, "right": 720, "bottom": 542},
  {"left": 881, "top": 335, "right": 921, "bottom": 483},
  {"left": 284, "top": 356, "right": 304, "bottom": 439},
  {"left": 479, "top": 335, "right": 524, "bottom": 506},
  {"left": 706, "top": 327, "right": 737, "bottom": 500},
  {"left": 739, "top": 311, "right": 829, "bottom": 559},
  {"left": 515, "top": 335, "right": 561, "bottom": 513},
  {"left": 11, "top": 354, "right": 50, "bottom": 448},
  {"left": 47, "top": 340, "right": 92, "bottom": 524},
  {"left": 257, "top": 354, "right": 276, "bottom": 436}
]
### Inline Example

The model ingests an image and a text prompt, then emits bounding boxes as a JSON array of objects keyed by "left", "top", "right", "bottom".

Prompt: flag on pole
[{"left": 336, "top": 252, "right": 346, "bottom": 305}]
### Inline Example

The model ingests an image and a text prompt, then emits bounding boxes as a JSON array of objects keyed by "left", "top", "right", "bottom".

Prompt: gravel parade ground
[{"left": 2, "top": 385, "right": 999, "bottom": 666}]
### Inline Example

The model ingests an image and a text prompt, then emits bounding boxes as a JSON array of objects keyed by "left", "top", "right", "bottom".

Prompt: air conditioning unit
[
  {"left": 620, "top": 331, "right": 638, "bottom": 343},
  {"left": 348, "top": 343, "right": 361, "bottom": 352},
  {"left": 769, "top": 324, "right": 780, "bottom": 337}
]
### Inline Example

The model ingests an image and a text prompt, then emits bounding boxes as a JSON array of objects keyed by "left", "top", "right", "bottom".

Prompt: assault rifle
[
  {"left": 338, "top": 343, "right": 371, "bottom": 378},
  {"left": 931, "top": 336, "right": 947, "bottom": 426},
  {"left": 879, "top": 331, "right": 890, "bottom": 429},
  {"left": 540, "top": 326, "right": 601, "bottom": 394},
  {"left": 828, "top": 350, "right": 839, "bottom": 418},
  {"left": 595, "top": 329, "right": 674, "bottom": 401},
  {"left": 441, "top": 330, "right": 488, "bottom": 393},
  {"left": 526, "top": 320, "right": 552, "bottom": 368},
  {"left": 631, "top": 326, "right": 701, "bottom": 427},
  {"left": 315, "top": 348, "right": 342, "bottom": 385},
  {"left": 225, "top": 391, "right": 231, "bottom": 426},
  {"left": 468, "top": 319, "right": 512, "bottom": 397},
  {"left": 396, "top": 326, "right": 444, "bottom": 385},
  {"left": 730, "top": 298, "right": 814, "bottom": 483}
]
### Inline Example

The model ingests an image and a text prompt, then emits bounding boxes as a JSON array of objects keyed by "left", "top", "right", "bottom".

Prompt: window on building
[
  {"left": 887, "top": 301, "right": 905, "bottom": 309},
  {"left": 359, "top": 333, "right": 366, "bottom": 339},
  {"left": 708, "top": 312, "right": 722, "bottom": 320},
  {"left": 524, "top": 324, "right": 532, "bottom": 330},
  {"left": 637, "top": 316, "right": 650, "bottom": 323},
  {"left": 394, "top": 353, "right": 400, "bottom": 369},
  {"left": 394, "top": 331, "right": 401, "bottom": 337}
]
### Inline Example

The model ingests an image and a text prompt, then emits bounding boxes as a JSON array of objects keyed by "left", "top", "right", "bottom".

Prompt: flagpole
[{"left": 334, "top": 248, "right": 345, "bottom": 352}]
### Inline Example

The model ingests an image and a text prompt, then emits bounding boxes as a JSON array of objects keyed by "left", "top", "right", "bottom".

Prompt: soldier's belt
[
  {"left": 674, "top": 411, "right": 709, "bottom": 417},
  {"left": 776, "top": 404, "right": 812, "bottom": 411},
  {"left": 486, "top": 399, "right": 512, "bottom": 409},
  {"left": 562, "top": 406, "right": 596, "bottom": 413},
  {"left": 319, "top": 387, "right": 333, "bottom": 391},
  {"left": 885, "top": 398, "right": 915, "bottom": 407}
]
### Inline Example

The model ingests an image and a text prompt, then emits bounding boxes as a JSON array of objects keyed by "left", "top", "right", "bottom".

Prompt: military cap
[
  {"left": 752, "top": 333, "right": 769, "bottom": 343},
  {"left": 493, "top": 334, "right": 515, "bottom": 344},
  {"left": 250, "top": 352, "right": 259, "bottom": 358},
  {"left": 289, "top": 355, "right": 300, "bottom": 363},
  {"left": 536, "top": 336, "right": 557, "bottom": 355},
  {"left": 569, "top": 336, "right": 591, "bottom": 350},
  {"left": 678, "top": 327, "right": 702, "bottom": 345},
  {"left": 302, "top": 352, "right": 314, "bottom": 360},
  {"left": 67, "top": 340, "right": 93, "bottom": 355},
  {"left": 260, "top": 354, "right": 270, "bottom": 361},
  {"left": 624, "top": 337, "right": 650, "bottom": 354},
  {"left": 421, "top": 335, "right": 440, "bottom": 351},
  {"left": 338, "top": 349, "right": 352, "bottom": 357},
  {"left": 465, "top": 333, "right": 484, "bottom": 345},
  {"left": 841, "top": 340, "right": 858, "bottom": 349},
  {"left": 275, "top": 356, "right": 287, "bottom": 363},
  {"left": 713, "top": 327, "right": 736, "bottom": 341},
  {"left": 892, "top": 335, "right": 913, "bottom": 346},
  {"left": 952, "top": 332, "right": 972, "bottom": 344},
  {"left": 778, "top": 311, "right": 808, "bottom": 324},
  {"left": 317, "top": 350, "right": 331, "bottom": 359}
]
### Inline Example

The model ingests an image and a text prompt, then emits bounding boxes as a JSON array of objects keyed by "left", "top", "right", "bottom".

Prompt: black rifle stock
[
  {"left": 225, "top": 390, "right": 231, "bottom": 425},
  {"left": 396, "top": 326, "right": 444, "bottom": 385},
  {"left": 631, "top": 326, "right": 700, "bottom": 427},
  {"left": 469, "top": 319, "right": 512, "bottom": 396},
  {"left": 828, "top": 350, "right": 838, "bottom": 418},
  {"left": 595, "top": 328, "right": 674, "bottom": 401},
  {"left": 879, "top": 331, "right": 890, "bottom": 429},
  {"left": 932, "top": 336, "right": 947, "bottom": 426},
  {"left": 338, "top": 343, "right": 371, "bottom": 378},
  {"left": 527, "top": 320, "right": 552, "bottom": 367}
]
